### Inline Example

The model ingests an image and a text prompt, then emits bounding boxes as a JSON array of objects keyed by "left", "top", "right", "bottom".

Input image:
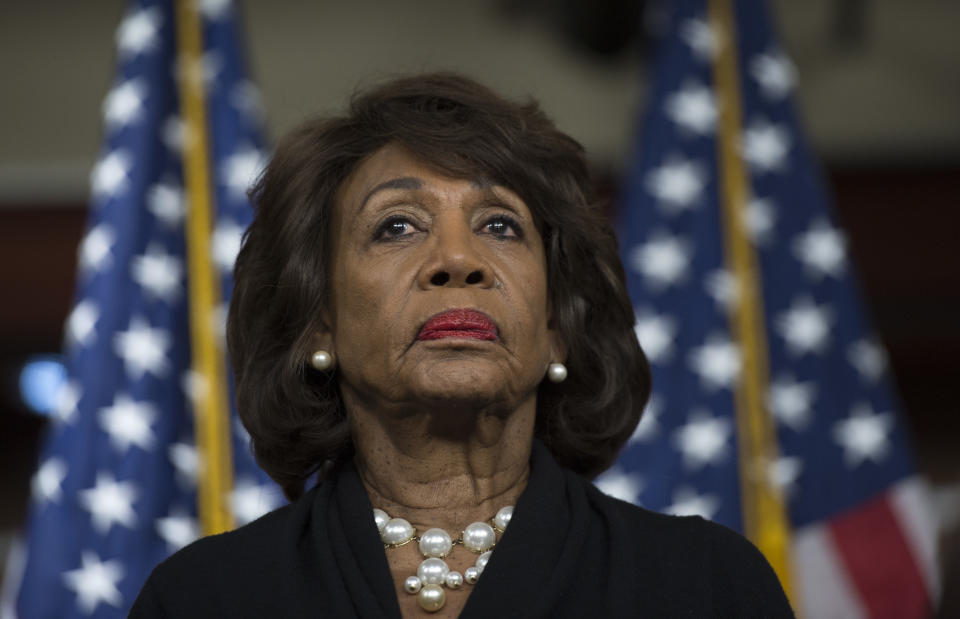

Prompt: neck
[{"left": 343, "top": 390, "right": 536, "bottom": 532}]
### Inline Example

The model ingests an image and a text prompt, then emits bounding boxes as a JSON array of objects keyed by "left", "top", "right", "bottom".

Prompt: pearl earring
[
  {"left": 310, "top": 350, "right": 334, "bottom": 371},
  {"left": 547, "top": 362, "right": 567, "bottom": 383}
]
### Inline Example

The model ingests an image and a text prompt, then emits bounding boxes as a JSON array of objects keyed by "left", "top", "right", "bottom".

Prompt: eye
[
  {"left": 481, "top": 215, "right": 523, "bottom": 240},
  {"left": 374, "top": 216, "right": 416, "bottom": 240}
]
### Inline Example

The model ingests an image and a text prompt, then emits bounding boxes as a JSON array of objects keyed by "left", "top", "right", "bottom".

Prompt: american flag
[
  {"left": 3, "top": 1, "right": 281, "bottom": 616},
  {"left": 602, "top": 0, "right": 939, "bottom": 616}
]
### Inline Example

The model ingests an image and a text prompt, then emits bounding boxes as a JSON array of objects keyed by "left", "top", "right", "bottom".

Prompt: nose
[{"left": 417, "top": 218, "right": 494, "bottom": 289}]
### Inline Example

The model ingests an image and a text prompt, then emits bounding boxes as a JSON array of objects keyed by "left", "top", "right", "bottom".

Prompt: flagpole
[
  {"left": 174, "top": 0, "right": 236, "bottom": 535},
  {"left": 707, "top": 0, "right": 793, "bottom": 599}
]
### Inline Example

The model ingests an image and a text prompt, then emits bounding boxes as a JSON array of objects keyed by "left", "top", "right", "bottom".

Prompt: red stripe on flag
[{"left": 828, "top": 493, "right": 931, "bottom": 619}]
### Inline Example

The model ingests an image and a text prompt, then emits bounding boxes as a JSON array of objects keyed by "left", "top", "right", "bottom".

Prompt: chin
[{"left": 410, "top": 361, "right": 516, "bottom": 408}]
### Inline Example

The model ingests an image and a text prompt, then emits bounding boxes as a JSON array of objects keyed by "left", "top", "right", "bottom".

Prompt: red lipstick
[{"left": 417, "top": 309, "right": 498, "bottom": 341}]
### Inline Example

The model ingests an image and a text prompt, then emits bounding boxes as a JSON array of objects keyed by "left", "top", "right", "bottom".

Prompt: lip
[{"left": 417, "top": 308, "right": 499, "bottom": 341}]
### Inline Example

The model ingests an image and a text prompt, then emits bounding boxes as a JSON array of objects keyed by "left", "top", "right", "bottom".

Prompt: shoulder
[
  {"left": 581, "top": 481, "right": 795, "bottom": 616},
  {"left": 579, "top": 475, "right": 722, "bottom": 547},
  {"left": 130, "top": 487, "right": 316, "bottom": 618},
  {"left": 171, "top": 492, "right": 303, "bottom": 568},
  {"left": 580, "top": 480, "right": 713, "bottom": 559},
  {"left": 693, "top": 517, "right": 795, "bottom": 616}
]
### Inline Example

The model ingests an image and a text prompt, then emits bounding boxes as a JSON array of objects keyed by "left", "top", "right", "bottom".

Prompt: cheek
[
  {"left": 335, "top": 270, "right": 383, "bottom": 336},
  {"left": 506, "top": 261, "right": 552, "bottom": 350},
  {"left": 331, "top": 257, "right": 411, "bottom": 358}
]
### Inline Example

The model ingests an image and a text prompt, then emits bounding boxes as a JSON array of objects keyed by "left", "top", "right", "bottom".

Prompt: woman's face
[{"left": 321, "top": 143, "right": 562, "bottom": 415}]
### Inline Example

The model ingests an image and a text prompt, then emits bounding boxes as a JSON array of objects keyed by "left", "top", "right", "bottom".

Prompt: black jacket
[{"left": 131, "top": 441, "right": 794, "bottom": 617}]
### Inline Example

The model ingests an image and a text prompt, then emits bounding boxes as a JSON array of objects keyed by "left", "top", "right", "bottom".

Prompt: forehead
[
  {"left": 336, "top": 143, "right": 520, "bottom": 213},
  {"left": 341, "top": 143, "right": 429, "bottom": 197}
]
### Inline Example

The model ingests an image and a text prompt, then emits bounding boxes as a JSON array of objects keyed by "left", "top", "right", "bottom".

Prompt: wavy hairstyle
[{"left": 228, "top": 73, "right": 650, "bottom": 500}]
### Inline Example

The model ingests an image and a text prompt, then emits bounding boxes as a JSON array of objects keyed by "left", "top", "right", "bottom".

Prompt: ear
[
  {"left": 311, "top": 331, "right": 334, "bottom": 355},
  {"left": 547, "top": 326, "right": 567, "bottom": 365},
  {"left": 310, "top": 312, "right": 335, "bottom": 355},
  {"left": 545, "top": 301, "right": 566, "bottom": 364}
]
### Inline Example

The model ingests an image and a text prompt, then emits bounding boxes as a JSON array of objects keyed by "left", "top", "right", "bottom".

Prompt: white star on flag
[
  {"left": 212, "top": 219, "right": 246, "bottom": 273},
  {"left": 67, "top": 300, "right": 99, "bottom": 348},
  {"left": 633, "top": 309, "right": 677, "bottom": 363},
  {"left": 147, "top": 181, "right": 187, "bottom": 228},
  {"left": 180, "top": 369, "right": 209, "bottom": 407},
  {"left": 688, "top": 334, "right": 741, "bottom": 390},
  {"left": 62, "top": 552, "right": 125, "bottom": 615},
  {"left": 169, "top": 442, "right": 202, "bottom": 489},
  {"left": 175, "top": 52, "right": 222, "bottom": 92},
  {"left": 743, "top": 197, "right": 776, "bottom": 245},
  {"left": 161, "top": 115, "right": 186, "bottom": 153},
  {"left": 102, "top": 78, "right": 147, "bottom": 129},
  {"left": 665, "top": 487, "right": 721, "bottom": 519},
  {"left": 98, "top": 393, "right": 158, "bottom": 453},
  {"left": 90, "top": 150, "right": 132, "bottom": 198},
  {"left": 833, "top": 403, "right": 894, "bottom": 468},
  {"left": 740, "top": 119, "right": 791, "bottom": 173},
  {"left": 680, "top": 18, "right": 720, "bottom": 60},
  {"left": 156, "top": 512, "right": 200, "bottom": 551},
  {"left": 704, "top": 269, "right": 739, "bottom": 311},
  {"left": 664, "top": 82, "right": 717, "bottom": 135},
  {"left": 32, "top": 457, "right": 68, "bottom": 505},
  {"left": 79, "top": 223, "right": 115, "bottom": 275},
  {"left": 53, "top": 380, "right": 82, "bottom": 424},
  {"left": 200, "top": 50, "right": 225, "bottom": 87},
  {"left": 221, "top": 146, "right": 266, "bottom": 199},
  {"left": 768, "top": 375, "right": 818, "bottom": 431},
  {"left": 131, "top": 243, "right": 183, "bottom": 304},
  {"left": 116, "top": 6, "right": 162, "bottom": 58},
  {"left": 200, "top": 0, "right": 233, "bottom": 20},
  {"left": 230, "top": 478, "right": 283, "bottom": 526},
  {"left": 775, "top": 296, "right": 834, "bottom": 356},
  {"left": 767, "top": 456, "right": 804, "bottom": 497},
  {"left": 644, "top": 157, "right": 707, "bottom": 213},
  {"left": 848, "top": 338, "right": 888, "bottom": 383},
  {"left": 673, "top": 409, "right": 733, "bottom": 469},
  {"left": 792, "top": 218, "right": 846, "bottom": 279},
  {"left": 229, "top": 80, "right": 265, "bottom": 117},
  {"left": 629, "top": 394, "right": 663, "bottom": 445},
  {"left": 78, "top": 473, "right": 139, "bottom": 535},
  {"left": 113, "top": 316, "right": 172, "bottom": 379},
  {"left": 629, "top": 232, "right": 693, "bottom": 290},
  {"left": 750, "top": 50, "right": 797, "bottom": 100},
  {"left": 594, "top": 467, "right": 644, "bottom": 504},
  {"left": 233, "top": 415, "right": 254, "bottom": 444}
]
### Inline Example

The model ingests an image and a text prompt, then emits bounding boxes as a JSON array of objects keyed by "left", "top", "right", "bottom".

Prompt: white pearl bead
[
  {"left": 547, "top": 362, "right": 567, "bottom": 383},
  {"left": 404, "top": 575, "right": 422, "bottom": 593},
  {"left": 445, "top": 571, "right": 463, "bottom": 589},
  {"left": 373, "top": 508, "right": 389, "bottom": 532},
  {"left": 462, "top": 522, "right": 496, "bottom": 553},
  {"left": 380, "top": 517, "right": 415, "bottom": 546},
  {"left": 311, "top": 350, "right": 333, "bottom": 371},
  {"left": 417, "top": 558, "right": 450, "bottom": 586},
  {"left": 464, "top": 566, "right": 480, "bottom": 584},
  {"left": 493, "top": 506, "right": 513, "bottom": 531},
  {"left": 475, "top": 550, "right": 492, "bottom": 570},
  {"left": 418, "top": 528, "right": 453, "bottom": 558},
  {"left": 418, "top": 584, "right": 446, "bottom": 612}
]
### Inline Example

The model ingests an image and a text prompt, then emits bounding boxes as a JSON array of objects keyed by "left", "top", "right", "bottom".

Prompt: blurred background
[{"left": 1, "top": 0, "right": 958, "bottom": 599}]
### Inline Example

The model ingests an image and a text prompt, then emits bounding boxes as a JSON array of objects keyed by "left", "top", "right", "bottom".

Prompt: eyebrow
[
  {"left": 358, "top": 175, "right": 504, "bottom": 211},
  {"left": 359, "top": 177, "right": 423, "bottom": 211}
]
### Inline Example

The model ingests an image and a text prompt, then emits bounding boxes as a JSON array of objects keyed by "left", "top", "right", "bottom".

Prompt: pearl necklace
[{"left": 373, "top": 506, "right": 513, "bottom": 613}]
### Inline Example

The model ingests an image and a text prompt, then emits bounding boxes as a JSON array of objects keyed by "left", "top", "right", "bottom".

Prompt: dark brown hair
[{"left": 228, "top": 73, "right": 650, "bottom": 500}]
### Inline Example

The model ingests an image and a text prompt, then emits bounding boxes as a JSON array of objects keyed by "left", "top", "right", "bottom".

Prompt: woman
[{"left": 132, "top": 73, "right": 793, "bottom": 617}]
